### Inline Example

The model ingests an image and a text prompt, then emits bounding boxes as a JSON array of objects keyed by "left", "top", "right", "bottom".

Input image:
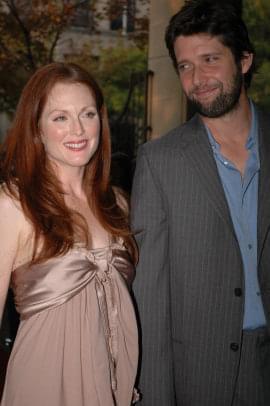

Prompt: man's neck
[
  {"left": 201, "top": 92, "right": 253, "bottom": 176},
  {"left": 201, "top": 92, "right": 252, "bottom": 146}
]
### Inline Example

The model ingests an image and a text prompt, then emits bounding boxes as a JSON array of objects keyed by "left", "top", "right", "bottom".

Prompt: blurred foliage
[
  {"left": 67, "top": 40, "right": 147, "bottom": 119},
  {"left": 98, "top": 44, "right": 147, "bottom": 119},
  {"left": 0, "top": 0, "right": 149, "bottom": 116},
  {"left": 243, "top": 0, "right": 270, "bottom": 110},
  {"left": 0, "top": 0, "right": 85, "bottom": 113}
]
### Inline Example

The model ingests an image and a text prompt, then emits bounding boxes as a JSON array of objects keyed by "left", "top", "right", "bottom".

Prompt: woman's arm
[{"left": 0, "top": 189, "right": 22, "bottom": 325}]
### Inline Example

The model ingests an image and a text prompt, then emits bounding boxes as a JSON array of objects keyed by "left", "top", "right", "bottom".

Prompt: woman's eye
[
  {"left": 53, "top": 115, "right": 67, "bottom": 122},
  {"left": 85, "top": 111, "right": 96, "bottom": 118}
]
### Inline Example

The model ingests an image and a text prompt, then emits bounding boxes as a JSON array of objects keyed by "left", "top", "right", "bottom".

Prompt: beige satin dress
[{"left": 1, "top": 243, "right": 139, "bottom": 406}]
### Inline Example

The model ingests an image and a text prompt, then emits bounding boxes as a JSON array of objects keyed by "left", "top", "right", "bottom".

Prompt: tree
[
  {"left": 0, "top": 0, "right": 90, "bottom": 113},
  {"left": 0, "top": 0, "right": 149, "bottom": 114}
]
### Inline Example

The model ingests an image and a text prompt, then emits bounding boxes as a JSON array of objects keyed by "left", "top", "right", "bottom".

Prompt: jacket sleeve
[{"left": 131, "top": 146, "right": 176, "bottom": 405}]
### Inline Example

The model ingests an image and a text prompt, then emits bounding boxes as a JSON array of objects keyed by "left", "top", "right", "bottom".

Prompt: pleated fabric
[{"left": 1, "top": 243, "right": 138, "bottom": 406}]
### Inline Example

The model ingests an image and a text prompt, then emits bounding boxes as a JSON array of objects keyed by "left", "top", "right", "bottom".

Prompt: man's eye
[
  {"left": 205, "top": 56, "right": 218, "bottom": 63},
  {"left": 178, "top": 63, "right": 190, "bottom": 72}
]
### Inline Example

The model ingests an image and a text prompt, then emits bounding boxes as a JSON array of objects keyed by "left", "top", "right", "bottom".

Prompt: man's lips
[{"left": 191, "top": 86, "right": 219, "bottom": 99}]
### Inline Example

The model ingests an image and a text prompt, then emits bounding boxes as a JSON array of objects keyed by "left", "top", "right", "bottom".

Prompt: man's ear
[{"left": 241, "top": 52, "right": 253, "bottom": 75}]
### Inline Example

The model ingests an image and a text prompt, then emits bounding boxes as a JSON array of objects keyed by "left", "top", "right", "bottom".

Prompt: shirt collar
[
  {"left": 246, "top": 100, "right": 258, "bottom": 150},
  {"left": 205, "top": 99, "right": 258, "bottom": 152}
]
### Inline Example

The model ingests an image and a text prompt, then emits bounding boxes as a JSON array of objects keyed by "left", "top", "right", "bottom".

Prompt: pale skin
[
  {"left": 0, "top": 190, "right": 32, "bottom": 324},
  {"left": 0, "top": 82, "right": 113, "bottom": 324},
  {"left": 174, "top": 34, "right": 254, "bottom": 176}
]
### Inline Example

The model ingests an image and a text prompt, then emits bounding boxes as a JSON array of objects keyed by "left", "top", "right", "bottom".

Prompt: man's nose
[{"left": 192, "top": 65, "right": 207, "bottom": 87}]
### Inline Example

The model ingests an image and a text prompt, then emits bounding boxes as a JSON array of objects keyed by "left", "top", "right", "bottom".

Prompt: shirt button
[
  {"left": 248, "top": 244, "right": 252, "bottom": 250},
  {"left": 230, "top": 343, "right": 239, "bottom": 352},
  {"left": 234, "top": 288, "right": 242, "bottom": 297}
]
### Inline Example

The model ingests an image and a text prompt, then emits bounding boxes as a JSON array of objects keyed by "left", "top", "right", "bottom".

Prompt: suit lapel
[
  {"left": 257, "top": 110, "right": 270, "bottom": 260},
  {"left": 177, "top": 115, "right": 237, "bottom": 239}
]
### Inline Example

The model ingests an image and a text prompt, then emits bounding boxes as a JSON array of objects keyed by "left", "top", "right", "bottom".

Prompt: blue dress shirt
[{"left": 206, "top": 102, "right": 266, "bottom": 329}]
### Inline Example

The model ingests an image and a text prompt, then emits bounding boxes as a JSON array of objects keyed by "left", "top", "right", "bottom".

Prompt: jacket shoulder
[{"left": 139, "top": 114, "right": 202, "bottom": 157}]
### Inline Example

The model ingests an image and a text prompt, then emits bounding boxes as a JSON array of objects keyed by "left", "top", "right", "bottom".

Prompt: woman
[{"left": 0, "top": 62, "right": 139, "bottom": 406}]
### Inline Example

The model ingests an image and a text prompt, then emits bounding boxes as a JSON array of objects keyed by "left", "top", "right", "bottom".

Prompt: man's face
[{"left": 173, "top": 34, "right": 250, "bottom": 118}]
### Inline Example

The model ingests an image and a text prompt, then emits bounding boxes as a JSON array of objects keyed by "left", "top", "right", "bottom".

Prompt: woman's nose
[{"left": 72, "top": 118, "right": 84, "bottom": 136}]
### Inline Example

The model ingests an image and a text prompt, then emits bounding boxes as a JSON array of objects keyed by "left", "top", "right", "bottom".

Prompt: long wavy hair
[{"left": 0, "top": 62, "right": 137, "bottom": 264}]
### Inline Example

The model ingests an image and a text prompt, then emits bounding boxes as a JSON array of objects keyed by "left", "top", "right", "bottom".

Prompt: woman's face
[{"left": 39, "top": 81, "right": 100, "bottom": 174}]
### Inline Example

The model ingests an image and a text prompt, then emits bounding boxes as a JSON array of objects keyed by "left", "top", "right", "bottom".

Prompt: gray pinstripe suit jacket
[{"left": 131, "top": 109, "right": 270, "bottom": 406}]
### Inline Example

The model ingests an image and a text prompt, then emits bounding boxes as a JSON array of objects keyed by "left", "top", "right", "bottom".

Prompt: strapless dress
[{"left": 1, "top": 243, "right": 138, "bottom": 406}]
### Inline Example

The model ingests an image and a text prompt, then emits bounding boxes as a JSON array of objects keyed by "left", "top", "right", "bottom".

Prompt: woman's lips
[{"left": 63, "top": 140, "right": 88, "bottom": 151}]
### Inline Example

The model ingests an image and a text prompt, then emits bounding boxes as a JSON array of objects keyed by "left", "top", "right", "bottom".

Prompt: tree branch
[{"left": 4, "top": 0, "right": 36, "bottom": 70}]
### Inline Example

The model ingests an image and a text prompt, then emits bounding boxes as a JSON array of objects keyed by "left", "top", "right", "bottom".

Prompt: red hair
[{"left": 1, "top": 62, "right": 137, "bottom": 264}]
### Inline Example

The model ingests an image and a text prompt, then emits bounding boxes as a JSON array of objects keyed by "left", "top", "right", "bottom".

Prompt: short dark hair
[{"left": 165, "top": 0, "right": 255, "bottom": 88}]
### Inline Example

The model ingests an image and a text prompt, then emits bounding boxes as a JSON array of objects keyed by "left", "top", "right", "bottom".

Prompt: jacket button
[
  {"left": 234, "top": 288, "right": 242, "bottom": 297},
  {"left": 230, "top": 343, "right": 239, "bottom": 352}
]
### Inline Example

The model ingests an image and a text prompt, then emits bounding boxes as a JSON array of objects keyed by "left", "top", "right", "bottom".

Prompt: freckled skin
[{"left": 39, "top": 82, "right": 100, "bottom": 176}]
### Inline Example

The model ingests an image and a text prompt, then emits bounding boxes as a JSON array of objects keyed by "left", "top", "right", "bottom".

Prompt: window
[
  {"left": 110, "top": 0, "right": 135, "bottom": 34},
  {"left": 70, "top": 0, "right": 93, "bottom": 29}
]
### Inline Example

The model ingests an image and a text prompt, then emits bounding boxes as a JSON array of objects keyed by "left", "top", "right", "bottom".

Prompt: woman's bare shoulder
[
  {"left": 0, "top": 184, "right": 33, "bottom": 238},
  {"left": 0, "top": 184, "right": 34, "bottom": 270},
  {"left": 0, "top": 186, "right": 28, "bottom": 321},
  {"left": 0, "top": 184, "right": 23, "bottom": 218}
]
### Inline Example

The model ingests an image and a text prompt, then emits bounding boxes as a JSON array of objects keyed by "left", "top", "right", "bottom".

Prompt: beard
[{"left": 187, "top": 66, "right": 243, "bottom": 118}]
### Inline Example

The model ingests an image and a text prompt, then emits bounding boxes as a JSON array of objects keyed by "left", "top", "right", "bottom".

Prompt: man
[{"left": 131, "top": 1, "right": 270, "bottom": 405}]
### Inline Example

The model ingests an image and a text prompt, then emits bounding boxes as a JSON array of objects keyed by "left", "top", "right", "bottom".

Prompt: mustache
[{"left": 189, "top": 84, "right": 221, "bottom": 95}]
